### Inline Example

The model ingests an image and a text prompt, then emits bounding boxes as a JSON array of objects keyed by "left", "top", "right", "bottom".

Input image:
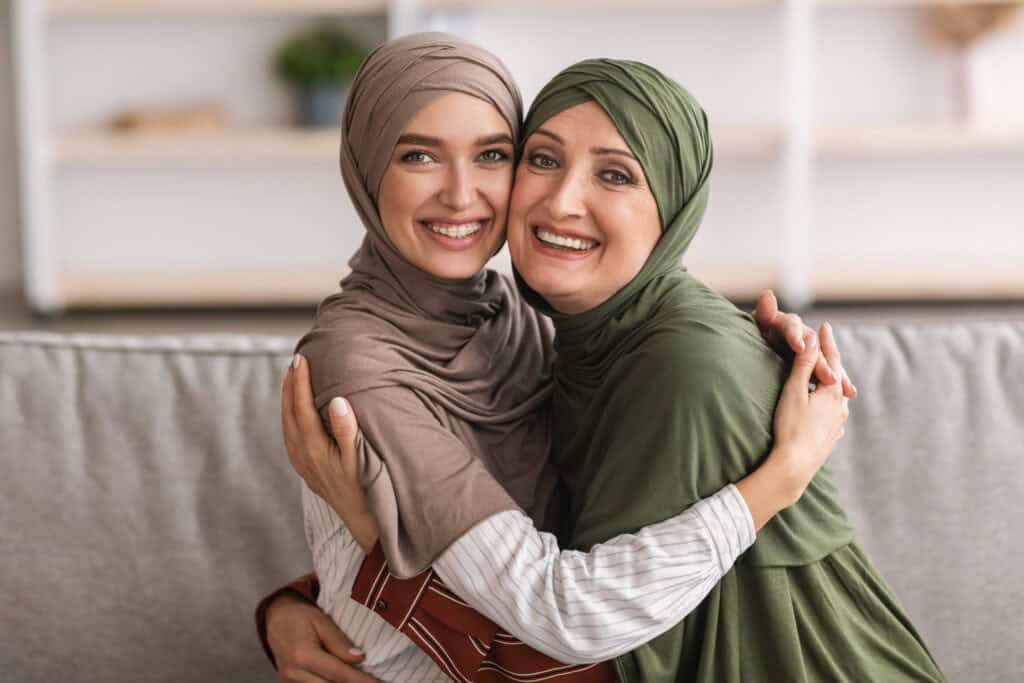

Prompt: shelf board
[
  {"left": 714, "top": 125, "right": 780, "bottom": 160},
  {"left": 58, "top": 266, "right": 348, "bottom": 308},
  {"left": 813, "top": 258, "right": 1024, "bottom": 300},
  {"left": 48, "top": 0, "right": 387, "bottom": 19},
  {"left": 55, "top": 128, "right": 342, "bottom": 164},
  {"left": 817, "top": 122, "right": 1024, "bottom": 157},
  {"left": 55, "top": 125, "right": 779, "bottom": 164},
  {"left": 427, "top": 0, "right": 776, "bottom": 9},
  {"left": 821, "top": 0, "right": 1024, "bottom": 6},
  {"left": 687, "top": 261, "right": 779, "bottom": 302}
]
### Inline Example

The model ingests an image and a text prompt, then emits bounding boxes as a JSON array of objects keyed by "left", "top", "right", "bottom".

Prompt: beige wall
[{"left": 0, "top": 2, "right": 22, "bottom": 292}]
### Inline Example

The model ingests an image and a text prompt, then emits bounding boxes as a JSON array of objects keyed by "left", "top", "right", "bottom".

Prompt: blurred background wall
[{"left": 2, "top": 1, "right": 1023, "bottom": 332}]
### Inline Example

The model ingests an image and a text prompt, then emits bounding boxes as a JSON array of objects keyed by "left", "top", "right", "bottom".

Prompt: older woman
[{"left": 259, "top": 36, "right": 854, "bottom": 683}]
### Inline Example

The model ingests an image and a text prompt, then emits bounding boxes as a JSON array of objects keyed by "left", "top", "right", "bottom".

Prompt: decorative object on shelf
[
  {"left": 274, "top": 26, "right": 369, "bottom": 127},
  {"left": 111, "top": 104, "right": 226, "bottom": 132},
  {"left": 930, "top": 3, "right": 1022, "bottom": 121}
]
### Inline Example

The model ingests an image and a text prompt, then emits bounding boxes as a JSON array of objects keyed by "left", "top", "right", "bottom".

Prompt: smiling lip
[
  {"left": 530, "top": 224, "right": 601, "bottom": 261},
  {"left": 419, "top": 218, "right": 489, "bottom": 251}
]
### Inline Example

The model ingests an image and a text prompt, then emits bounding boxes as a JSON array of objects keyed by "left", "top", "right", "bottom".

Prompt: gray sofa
[{"left": 1, "top": 322, "right": 1022, "bottom": 683}]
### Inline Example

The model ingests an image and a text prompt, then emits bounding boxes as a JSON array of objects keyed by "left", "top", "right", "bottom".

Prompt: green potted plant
[{"left": 274, "top": 26, "right": 368, "bottom": 127}]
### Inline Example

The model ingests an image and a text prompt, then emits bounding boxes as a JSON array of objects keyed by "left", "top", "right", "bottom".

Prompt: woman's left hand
[
  {"left": 281, "top": 354, "right": 380, "bottom": 553},
  {"left": 753, "top": 289, "right": 857, "bottom": 399}
]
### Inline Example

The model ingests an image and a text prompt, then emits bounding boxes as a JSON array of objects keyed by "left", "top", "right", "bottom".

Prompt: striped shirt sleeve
[{"left": 433, "top": 484, "right": 755, "bottom": 665}]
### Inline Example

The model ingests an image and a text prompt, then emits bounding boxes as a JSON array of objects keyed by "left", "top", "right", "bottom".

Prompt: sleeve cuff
[{"left": 692, "top": 484, "right": 757, "bottom": 574}]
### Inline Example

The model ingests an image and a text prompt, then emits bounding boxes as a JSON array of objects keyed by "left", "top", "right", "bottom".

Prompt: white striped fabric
[
  {"left": 434, "top": 485, "right": 755, "bottom": 665},
  {"left": 304, "top": 484, "right": 450, "bottom": 681},
  {"left": 304, "top": 481, "right": 755, "bottom": 679}
]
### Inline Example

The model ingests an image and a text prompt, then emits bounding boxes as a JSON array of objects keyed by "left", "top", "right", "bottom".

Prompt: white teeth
[
  {"left": 535, "top": 228, "right": 598, "bottom": 251},
  {"left": 428, "top": 221, "right": 483, "bottom": 239}
]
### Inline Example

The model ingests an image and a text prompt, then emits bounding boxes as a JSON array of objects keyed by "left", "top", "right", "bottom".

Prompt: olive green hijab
[{"left": 516, "top": 60, "right": 860, "bottom": 682}]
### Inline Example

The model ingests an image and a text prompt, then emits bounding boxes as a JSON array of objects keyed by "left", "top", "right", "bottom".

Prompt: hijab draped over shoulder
[
  {"left": 297, "top": 33, "right": 557, "bottom": 578},
  {"left": 512, "top": 61, "right": 936, "bottom": 682}
]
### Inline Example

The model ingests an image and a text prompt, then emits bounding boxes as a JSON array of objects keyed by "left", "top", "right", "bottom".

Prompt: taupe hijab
[{"left": 296, "top": 33, "right": 557, "bottom": 577}]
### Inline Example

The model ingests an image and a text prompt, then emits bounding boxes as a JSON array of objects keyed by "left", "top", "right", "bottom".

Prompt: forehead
[
  {"left": 401, "top": 92, "right": 511, "bottom": 141},
  {"left": 528, "top": 100, "right": 627, "bottom": 150}
]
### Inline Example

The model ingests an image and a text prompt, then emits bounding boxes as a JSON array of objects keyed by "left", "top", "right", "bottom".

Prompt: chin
[
  {"left": 427, "top": 255, "right": 490, "bottom": 280},
  {"left": 520, "top": 266, "right": 563, "bottom": 300}
]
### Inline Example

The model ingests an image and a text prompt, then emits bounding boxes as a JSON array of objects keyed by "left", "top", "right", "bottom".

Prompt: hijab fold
[{"left": 298, "top": 33, "right": 557, "bottom": 578}]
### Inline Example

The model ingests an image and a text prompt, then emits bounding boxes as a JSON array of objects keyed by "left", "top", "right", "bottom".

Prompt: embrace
[{"left": 256, "top": 33, "right": 943, "bottom": 683}]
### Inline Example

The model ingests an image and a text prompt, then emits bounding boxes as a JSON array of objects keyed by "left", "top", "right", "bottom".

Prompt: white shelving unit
[
  {"left": 46, "top": 0, "right": 391, "bottom": 18},
  {"left": 12, "top": 0, "right": 1024, "bottom": 311},
  {"left": 13, "top": 0, "right": 417, "bottom": 312}
]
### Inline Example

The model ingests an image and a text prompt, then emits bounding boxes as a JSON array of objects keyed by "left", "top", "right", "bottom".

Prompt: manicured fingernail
[
  {"left": 350, "top": 647, "right": 364, "bottom": 657},
  {"left": 329, "top": 397, "right": 349, "bottom": 417},
  {"left": 804, "top": 333, "right": 817, "bottom": 350},
  {"left": 292, "top": 354, "right": 302, "bottom": 370},
  {"left": 825, "top": 322, "right": 833, "bottom": 335}
]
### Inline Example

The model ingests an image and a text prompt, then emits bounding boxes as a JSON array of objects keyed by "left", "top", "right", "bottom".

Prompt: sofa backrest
[
  {"left": 826, "top": 321, "right": 1024, "bottom": 682},
  {"left": 1, "top": 333, "right": 303, "bottom": 683},
  {"left": 1, "top": 322, "right": 1022, "bottom": 682}
]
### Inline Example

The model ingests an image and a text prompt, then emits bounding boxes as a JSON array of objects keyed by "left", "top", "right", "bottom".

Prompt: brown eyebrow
[
  {"left": 531, "top": 128, "right": 637, "bottom": 162},
  {"left": 592, "top": 146, "right": 638, "bottom": 162},
  {"left": 396, "top": 134, "right": 442, "bottom": 147},
  {"left": 532, "top": 128, "right": 563, "bottom": 145},
  {"left": 396, "top": 133, "right": 513, "bottom": 147},
  {"left": 478, "top": 133, "right": 514, "bottom": 146}
]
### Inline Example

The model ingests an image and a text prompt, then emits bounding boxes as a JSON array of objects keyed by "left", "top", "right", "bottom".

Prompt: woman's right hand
[
  {"left": 736, "top": 322, "right": 849, "bottom": 529},
  {"left": 771, "top": 321, "right": 850, "bottom": 501},
  {"left": 282, "top": 354, "right": 380, "bottom": 553},
  {"left": 266, "top": 592, "right": 377, "bottom": 683}
]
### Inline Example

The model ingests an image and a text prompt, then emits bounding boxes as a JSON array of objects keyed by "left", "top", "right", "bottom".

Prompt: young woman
[{"left": 259, "top": 35, "right": 854, "bottom": 683}]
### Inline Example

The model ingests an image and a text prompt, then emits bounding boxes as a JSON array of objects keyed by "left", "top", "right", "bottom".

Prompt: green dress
[{"left": 516, "top": 59, "right": 945, "bottom": 683}]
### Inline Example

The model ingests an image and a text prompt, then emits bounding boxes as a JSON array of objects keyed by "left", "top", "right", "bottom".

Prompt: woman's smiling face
[
  {"left": 377, "top": 92, "right": 515, "bottom": 280},
  {"left": 507, "top": 101, "right": 662, "bottom": 314}
]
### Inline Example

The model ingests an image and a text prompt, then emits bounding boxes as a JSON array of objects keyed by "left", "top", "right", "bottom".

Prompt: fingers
[
  {"left": 782, "top": 330, "right": 819, "bottom": 402},
  {"left": 281, "top": 361, "right": 300, "bottom": 456},
  {"left": 816, "top": 323, "right": 846, "bottom": 395},
  {"left": 327, "top": 398, "right": 359, "bottom": 455},
  {"left": 840, "top": 369, "right": 858, "bottom": 399},
  {"left": 298, "top": 650, "right": 376, "bottom": 683},
  {"left": 812, "top": 350, "right": 839, "bottom": 387},
  {"left": 280, "top": 668, "right": 333, "bottom": 683},
  {"left": 782, "top": 314, "right": 809, "bottom": 354},
  {"left": 292, "top": 354, "right": 329, "bottom": 445},
  {"left": 753, "top": 289, "right": 779, "bottom": 332},
  {"left": 313, "top": 613, "right": 366, "bottom": 666},
  {"left": 819, "top": 322, "right": 841, "bottom": 372}
]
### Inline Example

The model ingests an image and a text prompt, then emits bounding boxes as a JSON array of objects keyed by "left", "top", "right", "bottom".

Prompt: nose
[
  {"left": 544, "top": 169, "right": 586, "bottom": 221},
  {"left": 438, "top": 161, "right": 476, "bottom": 211}
]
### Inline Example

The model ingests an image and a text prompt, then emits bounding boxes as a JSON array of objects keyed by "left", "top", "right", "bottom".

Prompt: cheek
[
  {"left": 482, "top": 171, "right": 514, "bottom": 219},
  {"left": 379, "top": 173, "right": 430, "bottom": 237},
  {"left": 606, "top": 201, "right": 661, "bottom": 270},
  {"left": 509, "top": 172, "right": 544, "bottom": 224}
]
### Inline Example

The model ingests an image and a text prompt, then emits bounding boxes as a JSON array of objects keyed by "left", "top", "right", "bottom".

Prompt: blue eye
[
  {"left": 479, "top": 149, "right": 510, "bottom": 163},
  {"left": 401, "top": 151, "right": 433, "bottom": 164},
  {"left": 601, "top": 169, "right": 633, "bottom": 185},
  {"left": 529, "top": 152, "right": 558, "bottom": 169}
]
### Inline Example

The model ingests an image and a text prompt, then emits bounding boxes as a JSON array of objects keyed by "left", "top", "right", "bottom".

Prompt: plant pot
[{"left": 297, "top": 83, "right": 348, "bottom": 127}]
